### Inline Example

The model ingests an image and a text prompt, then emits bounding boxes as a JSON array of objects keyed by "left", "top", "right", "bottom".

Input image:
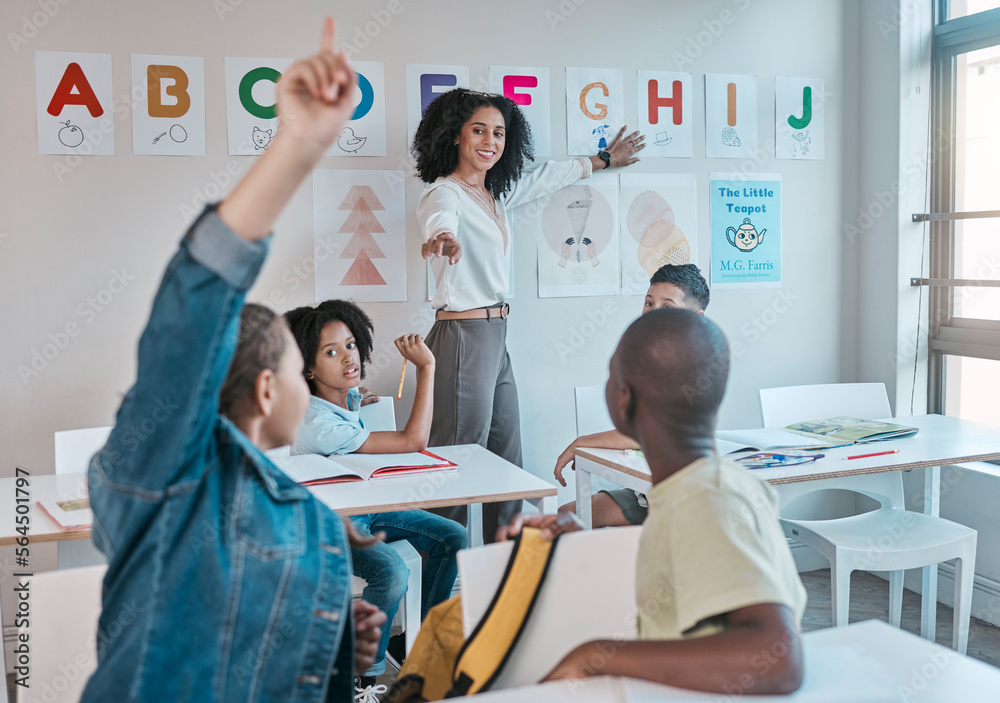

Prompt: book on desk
[
  {"left": 36, "top": 497, "right": 93, "bottom": 532},
  {"left": 717, "top": 417, "right": 918, "bottom": 454},
  {"left": 272, "top": 450, "right": 458, "bottom": 486}
]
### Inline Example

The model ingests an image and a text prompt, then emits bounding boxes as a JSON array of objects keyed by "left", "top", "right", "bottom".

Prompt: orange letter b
[{"left": 147, "top": 65, "right": 190, "bottom": 119}]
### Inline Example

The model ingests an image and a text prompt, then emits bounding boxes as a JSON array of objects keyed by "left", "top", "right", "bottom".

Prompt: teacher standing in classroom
[{"left": 412, "top": 88, "right": 644, "bottom": 541}]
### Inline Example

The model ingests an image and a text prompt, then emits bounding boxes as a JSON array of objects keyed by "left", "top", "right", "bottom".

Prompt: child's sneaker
[{"left": 353, "top": 675, "right": 386, "bottom": 703}]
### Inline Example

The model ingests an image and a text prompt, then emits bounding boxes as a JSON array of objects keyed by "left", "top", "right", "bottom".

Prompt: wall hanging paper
[
  {"left": 538, "top": 171, "right": 619, "bottom": 297},
  {"left": 314, "top": 170, "right": 407, "bottom": 303},
  {"left": 406, "top": 64, "right": 469, "bottom": 147},
  {"left": 224, "top": 57, "right": 293, "bottom": 156},
  {"left": 565, "top": 68, "right": 624, "bottom": 157},
  {"left": 490, "top": 66, "right": 551, "bottom": 157},
  {"left": 775, "top": 77, "right": 825, "bottom": 160},
  {"left": 620, "top": 174, "right": 698, "bottom": 295},
  {"left": 131, "top": 54, "right": 206, "bottom": 156},
  {"left": 490, "top": 66, "right": 552, "bottom": 158},
  {"left": 331, "top": 61, "right": 386, "bottom": 157},
  {"left": 637, "top": 70, "right": 693, "bottom": 158},
  {"left": 705, "top": 73, "right": 757, "bottom": 159},
  {"left": 36, "top": 51, "right": 114, "bottom": 155},
  {"left": 710, "top": 172, "right": 781, "bottom": 289}
]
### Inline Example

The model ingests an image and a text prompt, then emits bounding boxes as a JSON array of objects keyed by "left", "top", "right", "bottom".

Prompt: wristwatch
[{"left": 598, "top": 150, "right": 611, "bottom": 169}]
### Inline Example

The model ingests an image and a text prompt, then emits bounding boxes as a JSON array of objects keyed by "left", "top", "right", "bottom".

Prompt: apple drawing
[{"left": 58, "top": 120, "right": 84, "bottom": 148}]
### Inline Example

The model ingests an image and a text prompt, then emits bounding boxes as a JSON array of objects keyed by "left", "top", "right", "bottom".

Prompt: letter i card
[
  {"left": 709, "top": 173, "right": 781, "bottom": 289},
  {"left": 35, "top": 51, "right": 114, "bottom": 155},
  {"left": 131, "top": 55, "right": 206, "bottom": 156}
]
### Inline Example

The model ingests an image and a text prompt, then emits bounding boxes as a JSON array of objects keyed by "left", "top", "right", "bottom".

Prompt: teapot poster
[{"left": 710, "top": 173, "right": 781, "bottom": 289}]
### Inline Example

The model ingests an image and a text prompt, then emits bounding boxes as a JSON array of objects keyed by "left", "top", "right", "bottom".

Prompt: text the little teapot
[{"left": 726, "top": 218, "right": 766, "bottom": 252}]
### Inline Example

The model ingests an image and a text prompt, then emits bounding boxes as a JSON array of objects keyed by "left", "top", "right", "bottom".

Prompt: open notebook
[{"left": 272, "top": 451, "right": 457, "bottom": 486}]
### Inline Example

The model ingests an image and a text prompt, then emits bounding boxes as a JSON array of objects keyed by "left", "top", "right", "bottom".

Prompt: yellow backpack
[{"left": 383, "top": 527, "right": 558, "bottom": 701}]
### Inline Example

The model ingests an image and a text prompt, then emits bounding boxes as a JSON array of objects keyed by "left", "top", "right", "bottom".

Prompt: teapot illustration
[{"left": 726, "top": 217, "right": 766, "bottom": 252}]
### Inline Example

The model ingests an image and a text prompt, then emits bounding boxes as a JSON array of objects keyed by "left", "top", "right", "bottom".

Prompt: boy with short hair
[
  {"left": 504, "top": 309, "right": 806, "bottom": 695},
  {"left": 554, "top": 263, "right": 709, "bottom": 527}
]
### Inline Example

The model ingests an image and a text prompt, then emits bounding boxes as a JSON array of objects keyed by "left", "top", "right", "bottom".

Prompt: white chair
[
  {"left": 457, "top": 527, "right": 642, "bottom": 690},
  {"left": 53, "top": 428, "right": 113, "bottom": 570},
  {"left": 574, "top": 385, "right": 613, "bottom": 437},
  {"left": 760, "top": 383, "right": 978, "bottom": 653},
  {"left": 18, "top": 564, "right": 106, "bottom": 703}
]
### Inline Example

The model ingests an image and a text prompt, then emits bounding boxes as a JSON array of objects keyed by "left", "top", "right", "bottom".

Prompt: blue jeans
[{"left": 350, "top": 510, "right": 466, "bottom": 675}]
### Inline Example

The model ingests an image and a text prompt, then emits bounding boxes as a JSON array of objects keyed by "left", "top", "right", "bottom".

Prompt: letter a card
[
  {"left": 36, "top": 51, "right": 114, "bottom": 155},
  {"left": 710, "top": 173, "right": 781, "bottom": 289},
  {"left": 131, "top": 55, "right": 206, "bottom": 156}
]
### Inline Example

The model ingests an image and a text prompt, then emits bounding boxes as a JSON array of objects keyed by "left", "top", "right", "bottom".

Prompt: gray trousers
[{"left": 425, "top": 316, "right": 523, "bottom": 543}]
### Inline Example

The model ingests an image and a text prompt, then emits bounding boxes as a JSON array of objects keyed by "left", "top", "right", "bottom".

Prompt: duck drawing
[{"left": 338, "top": 127, "right": 367, "bottom": 153}]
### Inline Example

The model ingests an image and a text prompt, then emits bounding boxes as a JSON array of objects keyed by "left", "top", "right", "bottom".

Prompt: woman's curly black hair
[
  {"left": 284, "top": 300, "right": 375, "bottom": 392},
  {"left": 411, "top": 88, "right": 534, "bottom": 200}
]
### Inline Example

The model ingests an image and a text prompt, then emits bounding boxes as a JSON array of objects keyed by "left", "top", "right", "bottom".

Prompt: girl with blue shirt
[
  {"left": 285, "top": 300, "right": 467, "bottom": 692},
  {"left": 82, "top": 21, "right": 383, "bottom": 703}
]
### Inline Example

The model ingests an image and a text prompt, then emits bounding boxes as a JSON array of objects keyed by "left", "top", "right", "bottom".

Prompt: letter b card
[{"left": 131, "top": 55, "right": 206, "bottom": 156}]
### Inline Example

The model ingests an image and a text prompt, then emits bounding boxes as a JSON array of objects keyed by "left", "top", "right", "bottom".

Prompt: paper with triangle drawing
[{"left": 313, "top": 170, "right": 406, "bottom": 302}]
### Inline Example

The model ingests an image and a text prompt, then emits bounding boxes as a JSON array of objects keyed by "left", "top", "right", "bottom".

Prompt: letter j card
[{"left": 710, "top": 173, "right": 781, "bottom": 289}]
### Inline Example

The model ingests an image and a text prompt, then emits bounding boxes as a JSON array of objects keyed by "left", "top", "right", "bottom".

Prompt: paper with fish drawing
[
  {"left": 710, "top": 172, "right": 781, "bottom": 289},
  {"left": 705, "top": 73, "right": 757, "bottom": 159},
  {"left": 327, "top": 61, "right": 386, "bottom": 157},
  {"left": 619, "top": 174, "right": 698, "bottom": 295},
  {"left": 537, "top": 171, "right": 620, "bottom": 298},
  {"left": 313, "top": 169, "right": 407, "bottom": 302}
]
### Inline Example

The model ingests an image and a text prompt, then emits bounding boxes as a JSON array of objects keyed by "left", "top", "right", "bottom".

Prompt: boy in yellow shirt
[{"left": 502, "top": 308, "right": 806, "bottom": 695}]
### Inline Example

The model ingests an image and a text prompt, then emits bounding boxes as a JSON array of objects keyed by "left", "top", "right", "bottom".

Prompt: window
[{"left": 927, "top": 2, "right": 1000, "bottom": 414}]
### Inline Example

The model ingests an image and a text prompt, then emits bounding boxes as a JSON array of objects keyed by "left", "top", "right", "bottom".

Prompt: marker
[
  {"left": 843, "top": 449, "right": 900, "bottom": 461},
  {"left": 397, "top": 360, "right": 407, "bottom": 400}
]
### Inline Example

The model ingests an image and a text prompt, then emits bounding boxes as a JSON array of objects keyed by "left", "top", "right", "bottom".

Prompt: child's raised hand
[
  {"left": 394, "top": 334, "right": 435, "bottom": 369},
  {"left": 275, "top": 18, "right": 356, "bottom": 154}
]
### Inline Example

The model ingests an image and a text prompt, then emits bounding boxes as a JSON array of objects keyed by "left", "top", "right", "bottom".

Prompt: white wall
[{"left": 0, "top": 0, "right": 852, "bottom": 495}]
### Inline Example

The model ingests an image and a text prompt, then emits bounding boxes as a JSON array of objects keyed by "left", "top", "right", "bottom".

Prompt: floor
[{"left": 10, "top": 569, "right": 999, "bottom": 701}]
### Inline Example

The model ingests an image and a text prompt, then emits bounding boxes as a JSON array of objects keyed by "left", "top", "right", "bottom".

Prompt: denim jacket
[{"left": 83, "top": 208, "right": 355, "bottom": 702}]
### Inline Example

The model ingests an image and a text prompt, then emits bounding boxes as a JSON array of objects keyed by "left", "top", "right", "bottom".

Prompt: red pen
[{"left": 843, "top": 449, "right": 900, "bottom": 461}]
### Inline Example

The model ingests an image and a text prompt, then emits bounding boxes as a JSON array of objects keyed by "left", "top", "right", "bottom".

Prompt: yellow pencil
[{"left": 397, "top": 360, "right": 407, "bottom": 400}]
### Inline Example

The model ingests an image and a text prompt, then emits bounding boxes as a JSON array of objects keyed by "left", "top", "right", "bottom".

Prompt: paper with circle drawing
[
  {"left": 705, "top": 73, "right": 757, "bottom": 159},
  {"left": 36, "top": 51, "right": 114, "bottom": 156},
  {"left": 490, "top": 65, "right": 551, "bottom": 157},
  {"left": 619, "top": 174, "right": 698, "bottom": 295},
  {"left": 637, "top": 70, "right": 693, "bottom": 158},
  {"left": 565, "top": 67, "right": 624, "bottom": 156},
  {"left": 224, "top": 57, "right": 293, "bottom": 156},
  {"left": 776, "top": 76, "right": 825, "bottom": 160},
  {"left": 710, "top": 172, "right": 781, "bottom": 289},
  {"left": 131, "top": 54, "right": 206, "bottom": 156},
  {"left": 537, "top": 172, "right": 620, "bottom": 298},
  {"left": 328, "top": 61, "right": 386, "bottom": 157},
  {"left": 313, "top": 169, "right": 407, "bottom": 303}
]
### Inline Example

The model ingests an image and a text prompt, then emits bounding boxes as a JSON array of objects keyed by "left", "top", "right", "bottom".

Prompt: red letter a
[{"left": 47, "top": 63, "right": 104, "bottom": 117}]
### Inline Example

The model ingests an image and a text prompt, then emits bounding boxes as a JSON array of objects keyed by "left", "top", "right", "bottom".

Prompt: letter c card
[
  {"left": 131, "top": 55, "right": 206, "bottom": 156},
  {"left": 36, "top": 51, "right": 114, "bottom": 155},
  {"left": 224, "top": 57, "right": 293, "bottom": 156}
]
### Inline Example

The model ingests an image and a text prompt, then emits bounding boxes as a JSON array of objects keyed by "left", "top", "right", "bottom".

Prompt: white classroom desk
[
  {"left": 573, "top": 414, "right": 1000, "bottom": 643},
  {"left": 467, "top": 620, "right": 1000, "bottom": 702},
  {"left": 0, "top": 444, "right": 556, "bottom": 550}
]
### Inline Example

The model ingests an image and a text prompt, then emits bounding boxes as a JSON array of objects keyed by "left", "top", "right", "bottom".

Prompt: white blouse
[{"left": 416, "top": 157, "right": 593, "bottom": 311}]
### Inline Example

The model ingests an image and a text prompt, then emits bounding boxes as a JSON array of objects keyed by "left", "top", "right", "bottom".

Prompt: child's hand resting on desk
[
  {"left": 395, "top": 334, "right": 435, "bottom": 370},
  {"left": 552, "top": 438, "right": 581, "bottom": 487},
  {"left": 275, "top": 18, "right": 357, "bottom": 153}
]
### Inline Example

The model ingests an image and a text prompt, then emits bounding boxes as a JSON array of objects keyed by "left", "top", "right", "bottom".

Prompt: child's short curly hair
[
  {"left": 284, "top": 299, "right": 375, "bottom": 392},
  {"left": 411, "top": 88, "right": 534, "bottom": 200}
]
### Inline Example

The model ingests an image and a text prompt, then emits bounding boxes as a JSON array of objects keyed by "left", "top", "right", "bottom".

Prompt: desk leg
[
  {"left": 576, "top": 467, "right": 593, "bottom": 529},
  {"left": 526, "top": 495, "right": 557, "bottom": 516},
  {"left": 468, "top": 502, "right": 484, "bottom": 548},
  {"left": 921, "top": 465, "right": 941, "bottom": 641}
]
